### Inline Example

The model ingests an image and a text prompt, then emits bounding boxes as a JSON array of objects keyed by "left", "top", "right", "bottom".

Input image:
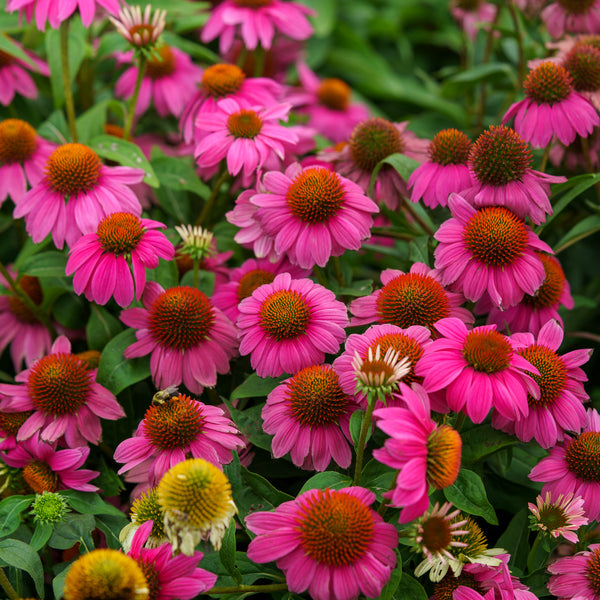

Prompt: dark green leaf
[
  {"left": 555, "top": 214, "right": 600, "bottom": 253},
  {"left": 444, "top": 469, "right": 498, "bottom": 525},
  {"left": 231, "top": 373, "right": 285, "bottom": 400},
  {"left": 392, "top": 573, "right": 428, "bottom": 600},
  {"left": 37, "top": 110, "right": 69, "bottom": 144},
  {"left": 460, "top": 424, "right": 518, "bottom": 464},
  {"left": 0, "top": 34, "right": 36, "bottom": 68},
  {"left": 86, "top": 304, "right": 123, "bottom": 351},
  {"left": 53, "top": 563, "right": 72, "bottom": 600},
  {"left": 241, "top": 466, "right": 294, "bottom": 508},
  {"left": 19, "top": 251, "right": 67, "bottom": 278},
  {"left": 75, "top": 99, "right": 121, "bottom": 144},
  {"left": 151, "top": 154, "right": 210, "bottom": 198},
  {"left": 408, "top": 236, "right": 430, "bottom": 265},
  {"left": 496, "top": 508, "right": 530, "bottom": 570},
  {"left": 61, "top": 491, "right": 126, "bottom": 517},
  {"left": 179, "top": 269, "right": 216, "bottom": 296},
  {"left": 30, "top": 521, "right": 54, "bottom": 551},
  {"left": 223, "top": 399, "right": 272, "bottom": 452},
  {"left": 95, "top": 514, "right": 129, "bottom": 549},
  {"left": 153, "top": 185, "right": 191, "bottom": 222},
  {"left": 220, "top": 520, "right": 242, "bottom": 584},
  {"left": 369, "top": 153, "right": 420, "bottom": 197},
  {"left": 52, "top": 292, "right": 89, "bottom": 329},
  {"left": 93, "top": 456, "right": 126, "bottom": 497},
  {"left": 0, "top": 496, "right": 32, "bottom": 538},
  {"left": 359, "top": 459, "right": 395, "bottom": 500},
  {"left": 380, "top": 551, "right": 402, "bottom": 600},
  {"left": 298, "top": 471, "right": 353, "bottom": 494},
  {"left": 350, "top": 409, "right": 366, "bottom": 448},
  {"left": 0, "top": 538, "right": 45, "bottom": 597},
  {"left": 48, "top": 513, "right": 96, "bottom": 551},
  {"left": 146, "top": 256, "right": 178, "bottom": 289}
]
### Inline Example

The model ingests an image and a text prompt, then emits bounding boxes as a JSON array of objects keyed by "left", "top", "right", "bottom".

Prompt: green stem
[
  {"left": 506, "top": 0, "right": 525, "bottom": 88},
  {"left": 253, "top": 45, "right": 265, "bottom": 77},
  {"left": 454, "top": 412, "right": 466, "bottom": 432},
  {"left": 193, "top": 258, "right": 199, "bottom": 289},
  {"left": 377, "top": 471, "right": 398, "bottom": 516},
  {"left": 0, "top": 567, "right": 18, "bottom": 600},
  {"left": 527, "top": 532, "right": 542, "bottom": 573},
  {"left": 196, "top": 166, "right": 230, "bottom": 226},
  {"left": 370, "top": 227, "right": 413, "bottom": 241},
  {"left": 123, "top": 54, "right": 147, "bottom": 140},
  {"left": 332, "top": 256, "right": 346, "bottom": 288},
  {"left": 208, "top": 583, "right": 288, "bottom": 595},
  {"left": 579, "top": 136, "right": 600, "bottom": 204},
  {"left": 539, "top": 143, "right": 551, "bottom": 173},
  {"left": 0, "top": 262, "right": 56, "bottom": 337},
  {"left": 313, "top": 266, "right": 329, "bottom": 287},
  {"left": 402, "top": 200, "right": 434, "bottom": 236},
  {"left": 353, "top": 392, "right": 378, "bottom": 485},
  {"left": 60, "top": 19, "right": 78, "bottom": 142}
]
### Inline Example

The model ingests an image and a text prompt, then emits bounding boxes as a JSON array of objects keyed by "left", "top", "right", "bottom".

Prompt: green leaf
[
  {"left": 90, "top": 135, "right": 159, "bottom": 188},
  {"left": 53, "top": 563, "right": 72, "bottom": 600},
  {"left": 30, "top": 521, "right": 54, "bottom": 551},
  {"left": 555, "top": 214, "right": 600, "bottom": 253},
  {"left": 445, "top": 62, "right": 516, "bottom": 87},
  {"left": 19, "top": 251, "right": 67, "bottom": 278},
  {"left": 37, "top": 110, "right": 69, "bottom": 144},
  {"left": 359, "top": 459, "right": 395, "bottom": 500},
  {"left": 0, "top": 34, "right": 36, "bottom": 68},
  {"left": 13, "top": 236, "right": 54, "bottom": 271},
  {"left": 151, "top": 153, "right": 210, "bottom": 198},
  {"left": 231, "top": 373, "right": 285, "bottom": 400},
  {"left": 179, "top": 270, "right": 216, "bottom": 296},
  {"left": 380, "top": 552, "right": 402, "bottom": 600},
  {"left": 61, "top": 491, "right": 126, "bottom": 517},
  {"left": 153, "top": 185, "right": 191, "bottom": 222},
  {"left": 0, "top": 538, "right": 45, "bottom": 597},
  {"left": 369, "top": 153, "right": 420, "bottom": 197},
  {"left": 408, "top": 235, "right": 430, "bottom": 265},
  {"left": 301, "top": 0, "right": 337, "bottom": 36},
  {"left": 220, "top": 520, "right": 242, "bottom": 584},
  {"left": 75, "top": 99, "right": 123, "bottom": 144},
  {"left": 52, "top": 292, "right": 89, "bottom": 329},
  {"left": 349, "top": 409, "right": 366, "bottom": 448},
  {"left": 95, "top": 514, "right": 129, "bottom": 549},
  {"left": 392, "top": 573, "right": 428, "bottom": 600},
  {"left": 48, "top": 513, "right": 96, "bottom": 551},
  {"left": 97, "top": 329, "right": 151, "bottom": 395},
  {"left": 0, "top": 496, "right": 33, "bottom": 538},
  {"left": 444, "top": 469, "right": 498, "bottom": 525},
  {"left": 241, "top": 466, "right": 294, "bottom": 507},
  {"left": 460, "top": 424, "right": 518, "bottom": 464},
  {"left": 222, "top": 399, "right": 273, "bottom": 452},
  {"left": 496, "top": 508, "right": 530, "bottom": 570},
  {"left": 162, "top": 31, "right": 220, "bottom": 63},
  {"left": 298, "top": 471, "right": 353, "bottom": 494},
  {"left": 86, "top": 304, "right": 123, "bottom": 351}
]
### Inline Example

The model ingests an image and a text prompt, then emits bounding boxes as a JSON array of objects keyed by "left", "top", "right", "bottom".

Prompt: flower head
[
  {"left": 352, "top": 345, "right": 412, "bottom": 399},
  {"left": 174, "top": 224, "right": 215, "bottom": 262},
  {"left": 109, "top": 4, "right": 166, "bottom": 51},
  {"left": 541, "top": 0, "right": 600, "bottom": 39},
  {"left": 30, "top": 491, "right": 70, "bottom": 524},
  {"left": 246, "top": 486, "right": 398, "bottom": 600},
  {"left": 529, "top": 491, "right": 588, "bottom": 544},
  {"left": 120, "top": 487, "right": 167, "bottom": 552}
]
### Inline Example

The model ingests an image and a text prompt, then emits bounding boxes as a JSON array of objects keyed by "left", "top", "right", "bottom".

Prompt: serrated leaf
[
  {"left": 298, "top": 471, "right": 352, "bottom": 494},
  {"left": 0, "top": 538, "right": 45, "bottom": 597},
  {"left": 444, "top": 469, "right": 498, "bottom": 525}
]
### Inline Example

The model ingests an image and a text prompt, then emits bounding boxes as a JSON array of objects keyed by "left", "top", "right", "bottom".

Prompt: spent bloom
[
  {"left": 528, "top": 491, "right": 588, "bottom": 544},
  {"left": 548, "top": 543, "right": 600, "bottom": 600},
  {"left": 246, "top": 487, "right": 398, "bottom": 600},
  {"left": 109, "top": 4, "right": 166, "bottom": 50}
]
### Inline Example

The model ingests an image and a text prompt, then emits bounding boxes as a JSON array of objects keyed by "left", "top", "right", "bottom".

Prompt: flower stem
[
  {"left": 353, "top": 392, "right": 378, "bottom": 485},
  {"left": 123, "top": 54, "right": 147, "bottom": 140},
  {"left": 0, "top": 567, "right": 18, "bottom": 600},
  {"left": 332, "top": 256, "right": 346, "bottom": 288},
  {"left": 208, "top": 583, "right": 288, "bottom": 595},
  {"left": 196, "top": 166, "right": 230, "bottom": 226},
  {"left": 454, "top": 412, "right": 466, "bottom": 432},
  {"left": 506, "top": 0, "right": 525, "bottom": 88},
  {"left": 60, "top": 19, "right": 78, "bottom": 143},
  {"left": 539, "top": 143, "right": 551, "bottom": 173},
  {"left": 370, "top": 227, "right": 413, "bottom": 241},
  {"left": 193, "top": 258, "right": 199, "bottom": 288},
  {"left": 402, "top": 200, "right": 434, "bottom": 236},
  {"left": 527, "top": 532, "right": 542, "bottom": 573}
]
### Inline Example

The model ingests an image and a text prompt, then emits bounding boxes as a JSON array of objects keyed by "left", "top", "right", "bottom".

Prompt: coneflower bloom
[
  {"left": 408, "top": 128, "right": 473, "bottom": 208},
  {"left": 194, "top": 98, "right": 297, "bottom": 185},
  {"left": 127, "top": 519, "right": 217, "bottom": 599},
  {"left": 548, "top": 543, "right": 600, "bottom": 600},
  {"left": 114, "top": 394, "right": 244, "bottom": 490},
  {"left": 503, "top": 62, "right": 600, "bottom": 149},
  {"left": 0, "top": 410, "right": 32, "bottom": 452},
  {"left": 120, "top": 487, "right": 167, "bottom": 552},
  {"left": 262, "top": 364, "right": 359, "bottom": 471},
  {"left": 6, "top": 0, "right": 120, "bottom": 29},
  {"left": 462, "top": 125, "right": 565, "bottom": 224},
  {"left": 246, "top": 486, "right": 398, "bottom": 600},
  {"left": 250, "top": 162, "right": 379, "bottom": 268},
  {"left": 66, "top": 212, "right": 174, "bottom": 307},
  {"left": 0, "top": 38, "right": 49, "bottom": 105},
  {"left": 0, "top": 336, "right": 125, "bottom": 447},
  {"left": 529, "top": 491, "right": 588, "bottom": 543},
  {"left": 434, "top": 194, "right": 553, "bottom": 309},
  {"left": 480, "top": 252, "right": 574, "bottom": 335},
  {"left": 450, "top": 0, "right": 497, "bottom": 41},
  {"left": 530, "top": 409, "right": 600, "bottom": 521},
  {"left": 349, "top": 263, "right": 474, "bottom": 331},
  {"left": 13, "top": 142, "right": 144, "bottom": 249},
  {"left": 200, "top": 0, "right": 314, "bottom": 54},
  {"left": 237, "top": 273, "right": 348, "bottom": 378},
  {"left": 492, "top": 319, "right": 591, "bottom": 448},
  {"left": 115, "top": 45, "right": 203, "bottom": 118},
  {"left": 373, "top": 382, "right": 462, "bottom": 523},
  {"left": 120, "top": 282, "right": 238, "bottom": 394},
  {"left": 416, "top": 318, "right": 539, "bottom": 424},
  {"left": 562, "top": 40, "right": 600, "bottom": 110},
  {"left": 541, "top": 0, "right": 600, "bottom": 39},
  {"left": 0, "top": 119, "right": 54, "bottom": 204},
  {"left": 109, "top": 4, "right": 166, "bottom": 50},
  {"left": 1, "top": 436, "right": 99, "bottom": 494}
]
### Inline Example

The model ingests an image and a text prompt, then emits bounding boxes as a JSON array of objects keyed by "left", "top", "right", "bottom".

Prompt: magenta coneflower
[
  {"left": 13, "top": 142, "right": 144, "bottom": 249},
  {"left": 450, "top": 0, "right": 497, "bottom": 40},
  {"left": 491, "top": 319, "right": 591, "bottom": 448},
  {"left": 194, "top": 98, "right": 297, "bottom": 185},
  {"left": 349, "top": 263, "right": 474, "bottom": 331},
  {"left": 6, "top": 0, "right": 120, "bottom": 29},
  {"left": 530, "top": 408, "right": 600, "bottom": 521},
  {"left": 180, "top": 62, "right": 281, "bottom": 144},
  {"left": 548, "top": 543, "right": 600, "bottom": 600},
  {"left": 250, "top": 162, "right": 379, "bottom": 268},
  {"left": 120, "top": 282, "right": 238, "bottom": 394},
  {"left": 212, "top": 256, "right": 310, "bottom": 324},
  {"left": 1, "top": 436, "right": 98, "bottom": 493},
  {"left": 529, "top": 491, "right": 588, "bottom": 544},
  {"left": 416, "top": 318, "right": 540, "bottom": 424},
  {"left": 66, "top": 212, "right": 174, "bottom": 308},
  {"left": 115, "top": 45, "right": 203, "bottom": 118},
  {"left": 0, "top": 120, "right": 54, "bottom": 205},
  {"left": 408, "top": 128, "right": 474, "bottom": 208},
  {"left": 201, "top": 0, "right": 314, "bottom": 54},
  {"left": 127, "top": 520, "right": 217, "bottom": 599},
  {"left": 246, "top": 486, "right": 398, "bottom": 600},
  {"left": 434, "top": 193, "right": 553, "bottom": 309},
  {"left": 115, "top": 394, "right": 244, "bottom": 492},
  {"left": 562, "top": 40, "right": 600, "bottom": 110},
  {"left": 373, "top": 382, "right": 462, "bottom": 523},
  {"left": 0, "top": 38, "right": 49, "bottom": 105},
  {"left": 0, "top": 336, "right": 124, "bottom": 448},
  {"left": 503, "top": 62, "right": 600, "bottom": 149},
  {"left": 237, "top": 273, "right": 348, "bottom": 378},
  {"left": 480, "top": 252, "right": 574, "bottom": 335},
  {"left": 542, "top": 0, "right": 600, "bottom": 39},
  {"left": 262, "top": 364, "right": 359, "bottom": 471},
  {"left": 462, "top": 125, "right": 565, "bottom": 224}
]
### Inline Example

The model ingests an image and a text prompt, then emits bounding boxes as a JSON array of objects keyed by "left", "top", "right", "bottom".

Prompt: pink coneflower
[
  {"left": 530, "top": 408, "right": 600, "bottom": 521},
  {"left": 66, "top": 212, "right": 174, "bottom": 308},
  {"left": 109, "top": 4, "right": 166, "bottom": 50},
  {"left": 416, "top": 318, "right": 540, "bottom": 424},
  {"left": 434, "top": 193, "right": 553, "bottom": 309},
  {"left": 249, "top": 162, "right": 379, "bottom": 268},
  {"left": 6, "top": 0, "right": 120, "bottom": 29},
  {"left": 562, "top": 40, "right": 600, "bottom": 111},
  {"left": 0, "top": 38, "right": 49, "bottom": 105},
  {"left": 1, "top": 436, "right": 98, "bottom": 493},
  {"left": 0, "top": 336, "right": 124, "bottom": 448},
  {"left": 549, "top": 543, "right": 600, "bottom": 600},
  {"left": 529, "top": 491, "right": 588, "bottom": 544},
  {"left": 0, "top": 119, "right": 54, "bottom": 205},
  {"left": 373, "top": 382, "right": 462, "bottom": 523},
  {"left": 462, "top": 125, "right": 565, "bottom": 224},
  {"left": 262, "top": 364, "right": 359, "bottom": 471},
  {"left": 349, "top": 263, "right": 474, "bottom": 332},
  {"left": 13, "top": 142, "right": 144, "bottom": 249},
  {"left": 246, "top": 486, "right": 398, "bottom": 600},
  {"left": 0, "top": 268, "right": 52, "bottom": 371},
  {"left": 479, "top": 252, "right": 574, "bottom": 335},
  {"left": 237, "top": 273, "right": 348, "bottom": 378},
  {"left": 408, "top": 128, "right": 474, "bottom": 208},
  {"left": 212, "top": 256, "right": 310, "bottom": 324},
  {"left": 201, "top": 0, "right": 314, "bottom": 54},
  {"left": 541, "top": 0, "right": 600, "bottom": 39},
  {"left": 115, "top": 45, "right": 203, "bottom": 118},
  {"left": 0, "top": 410, "right": 33, "bottom": 452},
  {"left": 503, "top": 62, "right": 600, "bottom": 149},
  {"left": 127, "top": 519, "right": 217, "bottom": 599},
  {"left": 491, "top": 319, "right": 590, "bottom": 448},
  {"left": 120, "top": 282, "right": 238, "bottom": 394},
  {"left": 328, "top": 117, "right": 429, "bottom": 210},
  {"left": 180, "top": 63, "right": 281, "bottom": 144},
  {"left": 450, "top": 0, "right": 497, "bottom": 40},
  {"left": 194, "top": 98, "right": 297, "bottom": 186}
]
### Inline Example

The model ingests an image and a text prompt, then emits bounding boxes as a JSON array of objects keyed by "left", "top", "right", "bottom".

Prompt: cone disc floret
[
  {"left": 427, "top": 425, "right": 462, "bottom": 489},
  {"left": 0, "top": 119, "right": 37, "bottom": 164},
  {"left": 8, "top": 275, "right": 43, "bottom": 324},
  {"left": 202, "top": 63, "right": 246, "bottom": 97},
  {"left": 519, "top": 344, "right": 568, "bottom": 408},
  {"left": 349, "top": 117, "right": 404, "bottom": 171},
  {"left": 429, "top": 129, "right": 472, "bottom": 165},
  {"left": 45, "top": 143, "right": 102, "bottom": 196},
  {"left": 286, "top": 167, "right": 345, "bottom": 223},
  {"left": 97, "top": 212, "right": 145, "bottom": 255},
  {"left": 524, "top": 62, "right": 573, "bottom": 104},
  {"left": 317, "top": 78, "right": 351, "bottom": 110},
  {"left": 462, "top": 329, "right": 512, "bottom": 373},
  {"left": 227, "top": 109, "right": 263, "bottom": 138},
  {"left": 259, "top": 289, "right": 311, "bottom": 340},
  {"left": 564, "top": 43, "right": 600, "bottom": 91},
  {"left": 566, "top": 432, "right": 600, "bottom": 482}
]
